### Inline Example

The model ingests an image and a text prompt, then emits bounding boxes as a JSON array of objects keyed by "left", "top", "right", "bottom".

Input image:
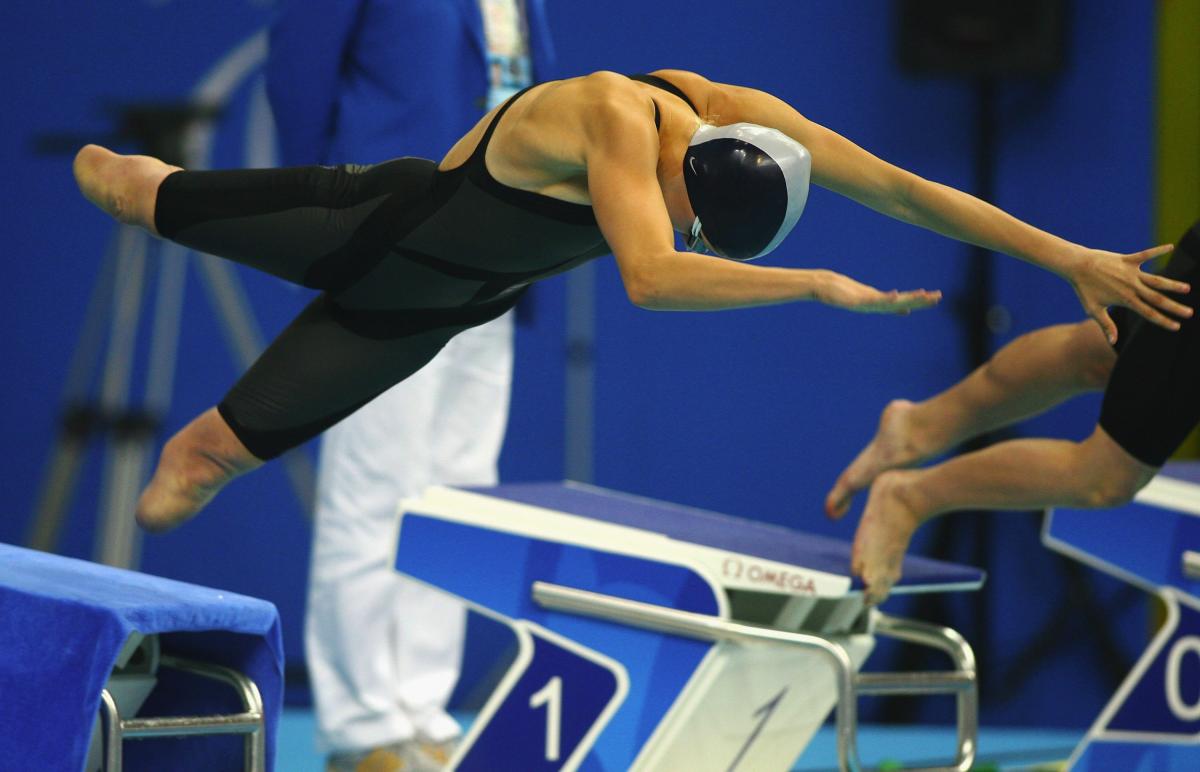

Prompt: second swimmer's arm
[{"left": 584, "top": 86, "right": 938, "bottom": 314}]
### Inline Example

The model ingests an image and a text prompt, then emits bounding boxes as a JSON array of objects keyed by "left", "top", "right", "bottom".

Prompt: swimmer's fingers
[
  {"left": 813, "top": 271, "right": 942, "bottom": 314},
  {"left": 1073, "top": 246, "right": 1188, "bottom": 342},
  {"left": 1141, "top": 270, "right": 1191, "bottom": 297},
  {"left": 1129, "top": 245, "right": 1192, "bottom": 323},
  {"left": 1128, "top": 293, "right": 1183, "bottom": 332},
  {"left": 1137, "top": 280, "right": 1194, "bottom": 323},
  {"left": 860, "top": 289, "right": 942, "bottom": 314},
  {"left": 1134, "top": 242, "right": 1176, "bottom": 265},
  {"left": 1090, "top": 306, "right": 1119, "bottom": 346}
]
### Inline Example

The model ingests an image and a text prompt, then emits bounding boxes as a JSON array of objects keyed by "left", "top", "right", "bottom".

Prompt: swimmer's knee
[
  {"left": 308, "top": 159, "right": 419, "bottom": 209},
  {"left": 1077, "top": 429, "right": 1155, "bottom": 508},
  {"left": 1082, "top": 471, "right": 1142, "bottom": 509},
  {"left": 305, "top": 165, "right": 362, "bottom": 209}
]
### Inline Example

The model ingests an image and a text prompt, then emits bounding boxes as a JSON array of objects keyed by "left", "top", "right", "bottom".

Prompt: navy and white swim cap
[{"left": 683, "top": 122, "right": 811, "bottom": 261}]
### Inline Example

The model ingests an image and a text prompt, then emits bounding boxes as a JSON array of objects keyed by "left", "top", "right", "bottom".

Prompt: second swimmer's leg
[
  {"left": 825, "top": 320, "right": 1116, "bottom": 517},
  {"left": 852, "top": 426, "right": 1155, "bottom": 604}
]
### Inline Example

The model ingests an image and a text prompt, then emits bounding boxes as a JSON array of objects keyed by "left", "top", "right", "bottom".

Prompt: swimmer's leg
[
  {"left": 73, "top": 144, "right": 434, "bottom": 288},
  {"left": 137, "top": 407, "right": 262, "bottom": 533},
  {"left": 135, "top": 296, "right": 496, "bottom": 533},
  {"left": 850, "top": 221, "right": 1200, "bottom": 604},
  {"left": 852, "top": 425, "right": 1155, "bottom": 605},
  {"left": 825, "top": 320, "right": 1115, "bottom": 517}
]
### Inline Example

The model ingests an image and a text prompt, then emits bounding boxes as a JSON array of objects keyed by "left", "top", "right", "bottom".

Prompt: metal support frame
[
  {"left": 97, "top": 655, "right": 265, "bottom": 772},
  {"left": 532, "top": 581, "right": 976, "bottom": 772}
]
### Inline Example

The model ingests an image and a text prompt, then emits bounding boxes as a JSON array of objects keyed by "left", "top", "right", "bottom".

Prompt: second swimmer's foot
[
  {"left": 851, "top": 470, "right": 925, "bottom": 606},
  {"left": 826, "top": 399, "right": 929, "bottom": 519}
]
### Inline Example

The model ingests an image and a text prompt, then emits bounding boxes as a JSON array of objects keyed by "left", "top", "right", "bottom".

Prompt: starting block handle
[
  {"left": 98, "top": 655, "right": 266, "bottom": 772},
  {"left": 531, "top": 581, "right": 977, "bottom": 772}
]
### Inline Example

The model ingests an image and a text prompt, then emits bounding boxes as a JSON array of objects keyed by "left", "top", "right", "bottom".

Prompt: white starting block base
[
  {"left": 394, "top": 483, "right": 983, "bottom": 771},
  {"left": 633, "top": 633, "right": 873, "bottom": 771}
]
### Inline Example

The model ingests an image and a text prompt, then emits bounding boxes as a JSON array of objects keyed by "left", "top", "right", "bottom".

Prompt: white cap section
[{"left": 689, "top": 122, "right": 812, "bottom": 259}]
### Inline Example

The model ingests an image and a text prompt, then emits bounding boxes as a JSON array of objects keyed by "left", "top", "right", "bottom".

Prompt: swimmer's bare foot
[
  {"left": 826, "top": 399, "right": 934, "bottom": 519},
  {"left": 136, "top": 408, "right": 262, "bottom": 533},
  {"left": 851, "top": 470, "right": 926, "bottom": 606},
  {"left": 73, "top": 144, "right": 181, "bottom": 235}
]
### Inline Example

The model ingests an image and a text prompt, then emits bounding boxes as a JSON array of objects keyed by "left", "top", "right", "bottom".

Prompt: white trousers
[{"left": 306, "top": 311, "right": 514, "bottom": 754}]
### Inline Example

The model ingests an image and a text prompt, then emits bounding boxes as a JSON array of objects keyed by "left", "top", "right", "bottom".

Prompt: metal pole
[{"left": 95, "top": 227, "right": 150, "bottom": 567}]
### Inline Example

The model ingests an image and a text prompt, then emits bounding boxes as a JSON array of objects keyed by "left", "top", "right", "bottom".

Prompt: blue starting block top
[
  {"left": 1045, "top": 462, "right": 1200, "bottom": 596},
  {"left": 0, "top": 543, "right": 283, "bottom": 772},
  {"left": 469, "top": 482, "right": 984, "bottom": 595}
]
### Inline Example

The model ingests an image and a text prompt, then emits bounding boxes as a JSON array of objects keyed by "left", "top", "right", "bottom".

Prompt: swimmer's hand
[
  {"left": 1069, "top": 244, "right": 1192, "bottom": 344},
  {"left": 810, "top": 270, "right": 942, "bottom": 314}
]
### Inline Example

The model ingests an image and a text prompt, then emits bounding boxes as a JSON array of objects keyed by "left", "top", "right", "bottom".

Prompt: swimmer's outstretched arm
[
  {"left": 584, "top": 85, "right": 940, "bottom": 316},
  {"left": 659, "top": 70, "right": 1192, "bottom": 343}
]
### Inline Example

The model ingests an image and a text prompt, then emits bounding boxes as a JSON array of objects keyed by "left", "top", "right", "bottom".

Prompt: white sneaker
[
  {"left": 409, "top": 738, "right": 458, "bottom": 772},
  {"left": 326, "top": 739, "right": 458, "bottom": 772}
]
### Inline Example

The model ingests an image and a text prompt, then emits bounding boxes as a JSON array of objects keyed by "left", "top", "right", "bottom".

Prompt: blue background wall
[{"left": 1, "top": 1, "right": 1156, "bottom": 728}]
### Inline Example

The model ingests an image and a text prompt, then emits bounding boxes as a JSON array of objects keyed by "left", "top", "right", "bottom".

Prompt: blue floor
[{"left": 276, "top": 709, "right": 1081, "bottom": 771}]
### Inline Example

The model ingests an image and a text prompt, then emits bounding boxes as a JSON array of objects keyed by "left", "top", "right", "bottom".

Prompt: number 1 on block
[{"left": 530, "top": 676, "right": 563, "bottom": 762}]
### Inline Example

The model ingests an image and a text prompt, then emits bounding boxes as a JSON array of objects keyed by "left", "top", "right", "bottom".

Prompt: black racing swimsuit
[
  {"left": 1100, "top": 221, "right": 1200, "bottom": 467},
  {"left": 156, "top": 86, "right": 612, "bottom": 458},
  {"left": 154, "top": 75, "right": 694, "bottom": 459}
]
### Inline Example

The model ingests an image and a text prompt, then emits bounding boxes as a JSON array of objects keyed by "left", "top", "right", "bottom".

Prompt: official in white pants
[{"left": 305, "top": 311, "right": 513, "bottom": 759}]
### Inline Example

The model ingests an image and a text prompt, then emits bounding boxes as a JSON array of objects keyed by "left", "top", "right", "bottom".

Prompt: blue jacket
[{"left": 267, "top": 0, "right": 556, "bottom": 166}]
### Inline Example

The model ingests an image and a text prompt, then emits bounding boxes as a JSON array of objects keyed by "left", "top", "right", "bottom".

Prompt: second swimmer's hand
[
  {"left": 1068, "top": 244, "right": 1192, "bottom": 344},
  {"left": 811, "top": 270, "right": 942, "bottom": 314}
]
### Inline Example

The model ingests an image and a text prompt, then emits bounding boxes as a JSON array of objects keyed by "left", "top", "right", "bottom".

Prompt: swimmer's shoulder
[
  {"left": 553, "top": 69, "right": 715, "bottom": 111},
  {"left": 542, "top": 71, "right": 658, "bottom": 128},
  {"left": 645, "top": 69, "right": 723, "bottom": 118},
  {"left": 576, "top": 69, "right": 727, "bottom": 121}
]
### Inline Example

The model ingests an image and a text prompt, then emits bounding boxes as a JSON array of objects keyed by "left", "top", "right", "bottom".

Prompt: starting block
[
  {"left": 395, "top": 482, "right": 985, "bottom": 771},
  {"left": 0, "top": 543, "right": 283, "bottom": 771},
  {"left": 1044, "top": 461, "right": 1200, "bottom": 770}
]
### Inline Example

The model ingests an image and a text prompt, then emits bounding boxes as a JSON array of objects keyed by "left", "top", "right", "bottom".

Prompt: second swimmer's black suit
[{"left": 156, "top": 76, "right": 698, "bottom": 459}]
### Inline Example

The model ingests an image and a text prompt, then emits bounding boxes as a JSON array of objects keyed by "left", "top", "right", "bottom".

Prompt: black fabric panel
[
  {"left": 153, "top": 159, "right": 439, "bottom": 290},
  {"left": 326, "top": 288, "right": 524, "bottom": 340},
  {"left": 461, "top": 163, "right": 597, "bottom": 226},
  {"left": 215, "top": 294, "right": 493, "bottom": 459},
  {"left": 301, "top": 161, "right": 446, "bottom": 293},
  {"left": 156, "top": 162, "right": 409, "bottom": 238}
]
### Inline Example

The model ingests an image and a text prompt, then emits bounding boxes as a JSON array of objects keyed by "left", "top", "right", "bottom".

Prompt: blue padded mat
[{"left": 0, "top": 543, "right": 283, "bottom": 772}]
